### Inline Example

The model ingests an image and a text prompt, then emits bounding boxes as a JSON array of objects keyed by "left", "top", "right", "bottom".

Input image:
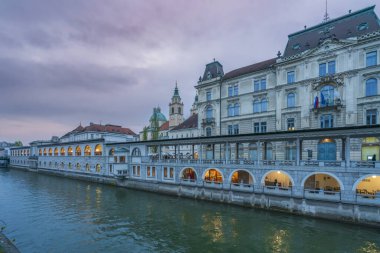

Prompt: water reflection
[
  {"left": 201, "top": 213, "right": 224, "bottom": 243},
  {"left": 358, "top": 242, "right": 380, "bottom": 253},
  {"left": 269, "top": 229, "right": 289, "bottom": 253}
]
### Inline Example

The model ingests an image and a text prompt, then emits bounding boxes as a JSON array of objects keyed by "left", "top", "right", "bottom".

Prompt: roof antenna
[{"left": 323, "top": 0, "right": 329, "bottom": 22}]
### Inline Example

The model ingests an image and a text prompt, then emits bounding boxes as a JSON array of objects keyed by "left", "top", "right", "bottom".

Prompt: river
[{"left": 0, "top": 169, "right": 379, "bottom": 253}]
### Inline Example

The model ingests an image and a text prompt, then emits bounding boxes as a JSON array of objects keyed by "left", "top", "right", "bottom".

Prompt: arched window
[
  {"left": 253, "top": 100, "right": 260, "bottom": 113},
  {"left": 178, "top": 107, "right": 181, "bottom": 114},
  {"left": 48, "top": 148, "right": 52, "bottom": 156},
  {"left": 96, "top": 164, "right": 101, "bottom": 173},
  {"left": 228, "top": 104, "right": 234, "bottom": 117},
  {"left": 320, "top": 85, "right": 334, "bottom": 106},
  {"left": 109, "top": 148, "right": 115, "bottom": 156},
  {"left": 76, "top": 163, "right": 81, "bottom": 170},
  {"left": 86, "top": 163, "right": 90, "bottom": 171},
  {"left": 131, "top": 148, "right": 141, "bottom": 156},
  {"left": 84, "top": 145, "right": 91, "bottom": 156},
  {"left": 68, "top": 147, "right": 73, "bottom": 156},
  {"left": 43, "top": 148, "right": 47, "bottom": 156},
  {"left": 261, "top": 98, "right": 268, "bottom": 112},
  {"left": 75, "top": 146, "right": 81, "bottom": 156},
  {"left": 54, "top": 148, "right": 58, "bottom": 156},
  {"left": 287, "top": 93, "right": 295, "bottom": 108},
  {"left": 39, "top": 149, "right": 42, "bottom": 156},
  {"left": 94, "top": 144, "right": 102, "bottom": 156},
  {"left": 68, "top": 163, "right": 72, "bottom": 169},
  {"left": 366, "top": 78, "right": 378, "bottom": 97},
  {"left": 234, "top": 103, "right": 240, "bottom": 116},
  {"left": 60, "top": 147, "right": 65, "bottom": 156},
  {"left": 206, "top": 106, "right": 213, "bottom": 119}
]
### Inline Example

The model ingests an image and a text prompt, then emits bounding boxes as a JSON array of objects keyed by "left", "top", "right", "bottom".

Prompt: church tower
[
  {"left": 169, "top": 82, "right": 184, "bottom": 129},
  {"left": 190, "top": 92, "right": 198, "bottom": 115}
]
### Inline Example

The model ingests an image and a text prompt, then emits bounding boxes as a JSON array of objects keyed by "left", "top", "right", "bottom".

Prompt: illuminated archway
[
  {"left": 84, "top": 145, "right": 92, "bottom": 156},
  {"left": 262, "top": 170, "right": 293, "bottom": 188},
  {"left": 96, "top": 164, "right": 101, "bottom": 173},
  {"left": 75, "top": 146, "right": 81, "bottom": 156},
  {"left": 302, "top": 172, "right": 342, "bottom": 192},
  {"left": 353, "top": 174, "right": 380, "bottom": 196},
  {"left": 43, "top": 148, "right": 47, "bottom": 156},
  {"left": 94, "top": 144, "right": 102, "bottom": 156},
  {"left": 180, "top": 167, "right": 197, "bottom": 181},
  {"left": 54, "top": 148, "right": 58, "bottom": 156},
  {"left": 68, "top": 147, "right": 73, "bottom": 156},
  {"left": 230, "top": 169, "right": 254, "bottom": 185},
  {"left": 60, "top": 147, "right": 65, "bottom": 156},
  {"left": 39, "top": 149, "right": 42, "bottom": 156},
  {"left": 48, "top": 148, "right": 52, "bottom": 156},
  {"left": 203, "top": 168, "right": 223, "bottom": 183}
]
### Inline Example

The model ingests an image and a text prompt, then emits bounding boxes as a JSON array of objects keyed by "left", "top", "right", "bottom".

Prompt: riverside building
[{"left": 9, "top": 6, "right": 380, "bottom": 225}]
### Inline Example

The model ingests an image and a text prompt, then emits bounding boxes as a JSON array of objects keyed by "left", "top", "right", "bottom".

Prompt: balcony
[
  {"left": 311, "top": 99, "right": 343, "bottom": 113},
  {"left": 201, "top": 117, "right": 215, "bottom": 127}
]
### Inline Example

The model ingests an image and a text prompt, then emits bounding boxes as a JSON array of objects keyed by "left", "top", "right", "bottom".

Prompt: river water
[{"left": 0, "top": 169, "right": 379, "bottom": 253}]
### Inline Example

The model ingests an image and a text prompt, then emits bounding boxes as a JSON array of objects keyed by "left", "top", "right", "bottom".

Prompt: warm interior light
[
  {"left": 277, "top": 171, "right": 281, "bottom": 174},
  {"left": 372, "top": 175, "right": 377, "bottom": 179}
]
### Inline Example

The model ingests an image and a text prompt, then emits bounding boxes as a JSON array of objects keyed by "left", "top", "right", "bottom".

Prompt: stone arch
[
  {"left": 301, "top": 172, "right": 344, "bottom": 191},
  {"left": 261, "top": 170, "right": 294, "bottom": 187},
  {"left": 352, "top": 174, "right": 380, "bottom": 192},
  {"left": 131, "top": 147, "right": 141, "bottom": 156},
  {"left": 94, "top": 144, "right": 102, "bottom": 156},
  {"left": 75, "top": 146, "right": 81, "bottom": 156},
  {"left": 202, "top": 168, "right": 223, "bottom": 183},
  {"left": 84, "top": 145, "right": 92, "bottom": 156},
  {"left": 229, "top": 169, "right": 255, "bottom": 185},
  {"left": 60, "top": 147, "right": 65, "bottom": 156}
]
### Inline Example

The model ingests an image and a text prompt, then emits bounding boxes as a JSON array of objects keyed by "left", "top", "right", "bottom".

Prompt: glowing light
[
  {"left": 372, "top": 175, "right": 377, "bottom": 179},
  {"left": 277, "top": 171, "right": 281, "bottom": 174}
]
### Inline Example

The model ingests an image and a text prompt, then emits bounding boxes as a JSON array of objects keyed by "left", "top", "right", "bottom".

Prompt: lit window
[
  {"left": 84, "top": 145, "right": 91, "bottom": 156},
  {"left": 366, "top": 109, "right": 377, "bottom": 125},
  {"left": 75, "top": 146, "right": 81, "bottom": 156},
  {"left": 287, "top": 71, "right": 295, "bottom": 84},
  {"left": 287, "top": 118, "right": 295, "bottom": 130},
  {"left": 366, "top": 51, "right": 377, "bottom": 67},
  {"left": 365, "top": 78, "right": 378, "bottom": 96},
  {"left": 94, "top": 144, "right": 102, "bottom": 156}
]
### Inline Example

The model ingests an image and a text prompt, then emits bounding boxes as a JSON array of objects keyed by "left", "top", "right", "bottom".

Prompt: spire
[
  {"left": 173, "top": 81, "right": 180, "bottom": 97},
  {"left": 323, "top": 0, "right": 329, "bottom": 22}
]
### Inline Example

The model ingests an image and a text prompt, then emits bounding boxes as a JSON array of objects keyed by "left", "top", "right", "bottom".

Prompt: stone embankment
[{"left": 0, "top": 232, "right": 20, "bottom": 253}]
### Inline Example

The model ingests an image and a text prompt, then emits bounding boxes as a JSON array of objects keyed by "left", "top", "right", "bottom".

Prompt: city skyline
[{"left": 0, "top": 0, "right": 377, "bottom": 144}]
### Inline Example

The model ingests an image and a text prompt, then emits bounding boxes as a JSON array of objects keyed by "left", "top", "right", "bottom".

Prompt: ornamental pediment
[
  {"left": 304, "top": 39, "right": 353, "bottom": 59},
  {"left": 311, "top": 74, "right": 344, "bottom": 90}
]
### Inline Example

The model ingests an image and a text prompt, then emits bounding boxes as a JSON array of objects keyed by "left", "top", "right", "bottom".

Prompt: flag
[
  {"left": 314, "top": 96, "right": 319, "bottom": 108},
  {"left": 321, "top": 92, "right": 325, "bottom": 105}
]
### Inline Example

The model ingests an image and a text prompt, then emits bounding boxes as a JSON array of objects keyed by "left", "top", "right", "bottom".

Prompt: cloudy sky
[{"left": 0, "top": 0, "right": 377, "bottom": 144}]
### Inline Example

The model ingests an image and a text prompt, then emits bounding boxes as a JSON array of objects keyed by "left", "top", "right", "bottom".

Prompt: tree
[
  {"left": 14, "top": 141, "right": 23, "bottom": 147},
  {"left": 142, "top": 126, "right": 148, "bottom": 141}
]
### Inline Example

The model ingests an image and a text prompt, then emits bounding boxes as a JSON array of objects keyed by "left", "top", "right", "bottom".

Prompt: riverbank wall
[
  {"left": 9, "top": 166, "right": 380, "bottom": 228},
  {"left": 0, "top": 232, "right": 20, "bottom": 253}
]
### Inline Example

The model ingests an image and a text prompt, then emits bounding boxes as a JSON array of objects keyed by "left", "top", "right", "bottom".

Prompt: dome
[{"left": 150, "top": 107, "right": 167, "bottom": 122}]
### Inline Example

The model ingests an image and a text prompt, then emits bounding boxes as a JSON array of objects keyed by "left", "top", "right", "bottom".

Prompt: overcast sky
[{"left": 0, "top": 0, "right": 377, "bottom": 144}]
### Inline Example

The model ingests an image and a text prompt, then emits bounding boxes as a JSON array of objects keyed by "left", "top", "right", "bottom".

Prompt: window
[
  {"left": 39, "top": 149, "right": 42, "bottom": 156},
  {"left": 206, "top": 91, "right": 212, "bottom": 101},
  {"left": 233, "top": 124, "right": 239, "bottom": 135},
  {"left": 234, "top": 103, "right": 239, "bottom": 116},
  {"left": 228, "top": 84, "right": 238, "bottom": 97},
  {"left": 234, "top": 84, "right": 238, "bottom": 96},
  {"left": 84, "top": 145, "right": 91, "bottom": 156},
  {"left": 287, "top": 118, "right": 295, "bottom": 131},
  {"left": 228, "top": 125, "right": 233, "bottom": 135},
  {"left": 228, "top": 86, "right": 233, "bottom": 97},
  {"left": 133, "top": 165, "right": 140, "bottom": 177},
  {"left": 60, "top": 147, "right": 65, "bottom": 156},
  {"left": 320, "top": 85, "right": 335, "bottom": 106},
  {"left": 261, "top": 98, "right": 268, "bottom": 112},
  {"left": 178, "top": 107, "right": 181, "bottom": 114},
  {"left": 366, "top": 51, "right": 377, "bottom": 67},
  {"left": 319, "top": 61, "right": 335, "bottom": 76},
  {"left": 206, "top": 106, "right": 213, "bottom": 119},
  {"left": 287, "top": 71, "right": 295, "bottom": 84},
  {"left": 287, "top": 93, "right": 295, "bottom": 108},
  {"left": 366, "top": 109, "right": 377, "bottom": 125},
  {"left": 75, "top": 146, "right": 81, "bottom": 156},
  {"left": 94, "top": 144, "right": 102, "bottom": 156},
  {"left": 163, "top": 167, "right": 174, "bottom": 179},
  {"left": 68, "top": 147, "right": 73, "bottom": 156},
  {"left": 48, "top": 148, "right": 52, "bottom": 156},
  {"left": 254, "top": 79, "right": 266, "bottom": 92},
  {"left": 320, "top": 114, "right": 333, "bottom": 128},
  {"left": 131, "top": 148, "right": 141, "bottom": 156},
  {"left": 260, "top": 122, "right": 267, "bottom": 133},
  {"left": 147, "top": 166, "right": 156, "bottom": 177},
  {"left": 86, "top": 163, "right": 90, "bottom": 171},
  {"left": 253, "top": 100, "right": 260, "bottom": 113},
  {"left": 228, "top": 104, "right": 234, "bottom": 117},
  {"left": 68, "top": 163, "right": 72, "bottom": 169},
  {"left": 365, "top": 78, "right": 378, "bottom": 96},
  {"left": 171, "top": 107, "right": 174, "bottom": 114},
  {"left": 206, "top": 127, "right": 212, "bottom": 137},
  {"left": 76, "top": 163, "right": 81, "bottom": 170},
  {"left": 119, "top": 156, "right": 126, "bottom": 163},
  {"left": 96, "top": 164, "right": 101, "bottom": 173}
]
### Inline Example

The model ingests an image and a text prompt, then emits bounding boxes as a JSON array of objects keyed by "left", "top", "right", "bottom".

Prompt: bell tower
[{"left": 169, "top": 82, "right": 184, "bottom": 129}]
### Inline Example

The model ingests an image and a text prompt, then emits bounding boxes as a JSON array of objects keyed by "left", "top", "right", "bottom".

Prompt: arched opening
[
  {"left": 60, "top": 162, "right": 64, "bottom": 169},
  {"left": 75, "top": 146, "right": 81, "bottom": 156},
  {"left": 76, "top": 163, "right": 81, "bottom": 170},
  {"left": 60, "top": 147, "right": 65, "bottom": 156},
  {"left": 39, "top": 149, "right": 42, "bottom": 156},
  {"left": 361, "top": 137, "right": 380, "bottom": 161},
  {"left": 181, "top": 168, "right": 197, "bottom": 181},
  {"left": 54, "top": 148, "right": 58, "bottom": 156},
  {"left": 231, "top": 170, "right": 254, "bottom": 185},
  {"left": 249, "top": 143, "right": 257, "bottom": 160},
  {"left": 109, "top": 148, "right": 115, "bottom": 156},
  {"left": 96, "top": 164, "right": 101, "bottom": 173},
  {"left": 68, "top": 163, "right": 72, "bottom": 169},
  {"left": 317, "top": 138, "right": 336, "bottom": 161},
  {"left": 355, "top": 175, "right": 380, "bottom": 201},
  {"left": 84, "top": 145, "right": 91, "bottom": 156},
  {"left": 204, "top": 169, "right": 223, "bottom": 183},
  {"left": 48, "top": 148, "right": 52, "bottom": 156},
  {"left": 264, "top": 170, "right": 293, "bottom": 188},
  {"left": 304, "top": 173, "right": 341, "bottom": 193},
  {"left": 95, "top": 144, "right": 102, "bottom": 156},
  {"left": 68, "top": 147, "right": 73, "bottom": 156},
  {"left": 131, "top": 148, "right": 141, "bottom": 156},
  {"left": 49, "top": 161, "right": 52, "bottom": 167},
  {"left": 54, "top": 162, "right": 58, "bottom": 168},
  {"left": 320, "top": 85, "right": 335, "bottom": 107},
  {"left": 86, "top": 163, "right": 90, "bottom": 171}
]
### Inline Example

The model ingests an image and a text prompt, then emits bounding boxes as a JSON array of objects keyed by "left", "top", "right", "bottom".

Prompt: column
[
  {"left": 296, "top": 138, "right": 300, "bottom": 166},
  {"left": 257, "top": 141, "right": 261, "bottom": 164},
  {"left": 345, "top": 137, "right": 350, "bottom": 168},
  {"left": 225, "top": 142, "right": 229, "bottom": 163},
  {"left": 199, "top": 143, "right": 203, "bottom": 162}
]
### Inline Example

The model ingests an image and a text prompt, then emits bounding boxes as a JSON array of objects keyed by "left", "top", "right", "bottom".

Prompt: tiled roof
[
  {"left": 171, "top": 114, "right": 198, "bottom": 131},
  {"left": 62, "top": 123, "right": 136, "bottom": 138},
  {"left": 223, "top": 58, "right": 276, "bottom": 81},
  {"left": 159, "top": 121, "right": 169, "bottom": 131},
  {"left": 283, "top": 6, "right": 380, "bottom": 57},
  {"left": 202, "top": 61, "right": 224, "bottom": 81}
]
